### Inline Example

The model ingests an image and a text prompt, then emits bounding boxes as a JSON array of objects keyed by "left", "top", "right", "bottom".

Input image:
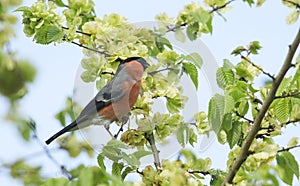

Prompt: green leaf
[
  {"left": 155, "top": 36, "right": 173, "bottom": 51},
  {"left": 132, "top": 150, "right": 153, "bottom": 160},
  {"left": 249, "top": 41, "right": 262, "bottom": 55},
  {"left": 182, "top": 62, "right": 198, "bottom": 89},
  {"left": 14, "top": 6, "right": 31, "bottom": 13},
  {"left": 282, "top": 151, "right": 299, "bottom": 178},
  {"left": 243, "top": 0, "right": 255, "bottom": 6},
  {"left": 286, "top": 10, "right": 299, "bottom": 25},
  {"left": 256, "top": 0, "right": 266, "bottom": 6},
  {"left": 122, "top": 153, "right": 140, "bottom": 166},
  {"left": 41, "top": 178, "right": 69, "bottom": 186},
  {"left": 276, "top": 151, "right": 299, "bottom": 185},
  {"left": 226, "top": 121, "right": 242, "bottom": 148},
  {"left": 52, "top": 0, "right": 66, "bottom": 7},
  {"left": 176, "top": 123, "right": 189, "bottom": 147},
  {"left": 274, "top": 98, "right": 290, "bottom": 123},
  {"left": 216, "top": 67, "right": 235, "bottom": 89},
  {"left": 106, "top": 140, "right": 128, "bottom": 149},
  {"left": 231, "top": 46, "right": 246, "bottom": 56},
  {"left": 222, "top": 113, "right": 233, "bottom": 132},
  {"left": 34, "top": 25, "right": 64, "bottom": 45},
  {"left": 223, "top": 59, "right": 235, "bottom": 69},
  {"left": 79, "top": 167, "right": 93, "bottom": 186},
  {"left": 183, "top": 52, "right": 203, "bottom": 69},
  {"left": 175, "top": 29, "right": 186, "bottom": 42},
  {"left": 288, "top": 137, "right": 298, "bottom": 148},
  {"left": 186, "top": 22, "right": 199, "bottom": 41},
  {"left": 208, "top": 94, "right": 224, "bottom": 133},
  {"left": 237, "top": 100, "right": 249, "bottom": 116},
  {"left": 97, "top": 154, "right": 106, "bottom": 170},
  {"left": 121, "top": 167, "right": 133, "bottom": 181},
  {"left": 112, "top": 162, "right": 124, "bottom": 177}
]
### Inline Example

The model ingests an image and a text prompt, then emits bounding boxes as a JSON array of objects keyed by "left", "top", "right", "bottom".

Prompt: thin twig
[
  {"left": 166, "top": 23, "right": 187, "bottom": 33},
  {"left": 188, "top": 170, "right": 210, "bottom": 175},
  {"left": 241, "top": 55, "right": 275, "bottom": 80},
  {"left": 144, "top": 132, "right": 161, "bottom": 173},
  {"left": 166, "top": 0, "right": 235, "bottom": 33},
  {"left": 274, "top": 91, "right": 300, "bottom": 99},
  {"left": 27, "top": 120, "right": 72, "bottom": 180},
  {"left": 235, "top": 111, "right": 254, "bottom": 123},
  {"left": 281, "top": 118, "right": 300, "bottom": 126},
  {"left": 61, "top": 26, "right": 91, "bottom": 36},
  {"left": 209, "top": 0, "right": 236, "bottom": 14},
  {"left": 70, "top": 41, "right": 110, "bottom": 57},
  {"left": 222, "top": 28, "right": 300, "bottom": 185},
  {"left": 148, "top": 67, "right": 174, "bottom": 76},
  {"left": 278, "top": 144, "right": 300, "bottom": 152},
  {"left": 283, "top": 0, "right": 300, "bottom": 9}
]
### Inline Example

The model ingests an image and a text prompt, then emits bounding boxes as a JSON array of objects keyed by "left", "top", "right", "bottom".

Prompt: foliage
[{"left": 1, "top": 0, "right": 300, "bottom": 186}]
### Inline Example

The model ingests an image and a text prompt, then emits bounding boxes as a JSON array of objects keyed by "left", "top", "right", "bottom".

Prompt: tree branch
[
  {"left": 148, "top": 67, "right": 174, "bottom": 76},
  {"left": 278, "top": 144, "right": 300, "bottom": 152},
  {"left": 283, "top": 0, "right": 300, "bottom": 9},
  {"left": 222, "top": 28, "right": 300, "bottom": 185},
  {"left": 209, "top": 0, "right": 236, "bottom": 14},
  {"left": 241, "top": 55, "right": 275, "bottom": 80},
  {"left": 61, "top": 26, "right": 91, "bottom": 36},
  {"left": 144, "top": 132, "right": 161, "bottom": 173},
  {"left": 235, "top": 111, "right": 254, "bottom": 123},
  {"left": 166, "top": 0, "right": 236, "bottom": 33},
  {"left": 274, "top": 91, "right": 300, "bottom": 99},
  {"left": 27, "top": 120, "right": 72, "bottom": 180},
  {"left": 70, "top": 41, "right": 110, "bottom": 57}
]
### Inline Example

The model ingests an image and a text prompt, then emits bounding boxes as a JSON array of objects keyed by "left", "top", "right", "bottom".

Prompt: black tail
[{"left": 45, "top": 121, "right": 78, "bottom": 145}]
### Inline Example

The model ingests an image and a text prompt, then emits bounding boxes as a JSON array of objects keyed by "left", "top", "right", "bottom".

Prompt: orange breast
[{"left": 98, "top": 60, "right": 144, "bottom": 122}]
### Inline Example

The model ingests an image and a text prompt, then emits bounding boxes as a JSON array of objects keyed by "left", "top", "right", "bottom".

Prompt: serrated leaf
[
  {"left": 274, "top": 98, "right": 290, "bottom": 123},
  {"left": 222, "top": 113, "right": 233, "bottom": 132},
  {"left": 112, "top": 162, "right": 123, "bottom": 177},
  {"left": 208, "top": 94, "right": 224, "bottom": 133},
  {"left": 184, "top": 52, "right": 203, "bottom": 69},
  {"left": 216, "top": 67, "right": 235, "bottom": 89},
  {"left": 121, "top": 167, "right": 133, "bottom": 181},
  {"left": 34, "top": 25, "right": 64, "bottom": 45},
  {"left": 97, "top": 154, "right": 106, "bottom": 170},
  {"left": 226, "top": 121, "right": 242, "bottom": 148},
  {"left": 183, "top": 62, "right": 198, "bottom": 89}
]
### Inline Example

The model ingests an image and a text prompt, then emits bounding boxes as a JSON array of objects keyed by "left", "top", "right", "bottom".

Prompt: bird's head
[{"left": 121, "top": 57, "right": 150, "bottom": 70}]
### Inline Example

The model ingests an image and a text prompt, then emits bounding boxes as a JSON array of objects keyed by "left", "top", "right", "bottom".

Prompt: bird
[{"left": 45, "top": 57, "right": 150, "bottom": 145}]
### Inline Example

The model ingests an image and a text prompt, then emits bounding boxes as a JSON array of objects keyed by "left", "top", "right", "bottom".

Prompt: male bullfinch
[{"left": 45, "top": 57, "right": 149, "bottom": 145}]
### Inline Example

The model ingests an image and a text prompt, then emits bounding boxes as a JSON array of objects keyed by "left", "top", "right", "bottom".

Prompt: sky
[{"left": 1, "top": 0, "right": 300, "bottom": 185}]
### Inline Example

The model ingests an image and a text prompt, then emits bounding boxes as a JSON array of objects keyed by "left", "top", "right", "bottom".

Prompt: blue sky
[{"left": 1, "top": 0, "right": 300, "bottom": 185}]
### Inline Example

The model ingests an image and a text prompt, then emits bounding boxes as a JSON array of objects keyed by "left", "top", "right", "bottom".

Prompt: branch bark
[
  {"left": 144, "top": 132, "right": 162, "bottom": 173},
  {"left": 222, "top": 28, "right": 300, "bottom": 185}
]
